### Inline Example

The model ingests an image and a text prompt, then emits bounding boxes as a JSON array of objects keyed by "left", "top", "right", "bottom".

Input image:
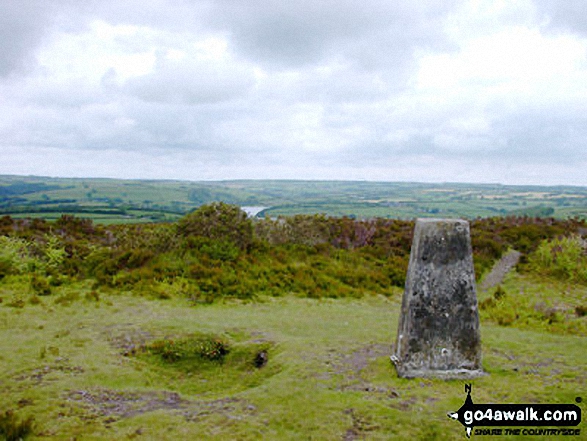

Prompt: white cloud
[{"left": 1, "top": 0, "right": 587, "bottom": 185}]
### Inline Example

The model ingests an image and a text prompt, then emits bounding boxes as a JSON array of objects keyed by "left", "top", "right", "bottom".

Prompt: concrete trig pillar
[{"left": 391, "top": 218, "right": 484, "bottom": 379}]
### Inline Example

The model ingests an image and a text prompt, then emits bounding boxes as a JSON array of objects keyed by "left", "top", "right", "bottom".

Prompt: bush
[
  {"left": 178, "top": 203, "right": 253, "bottom": 251},
  {"left": 145, "top": 335, "right": 230, "bottom": 364},
  {"left": 0, "top": 237, "right": 37, "bottom": 278},
  {"left": 43, "top": 235, "right": 66, "bottom": 271},
  {"left": 31, "top": 275, "right": 52, "bottom": 296},
  {"left": 198, "top": 338, "right": 230, "bottom": 361},
  {"left": 528, "top": 236, "right": 587, "bottom": 284},
  {"left": 121, "top": 249, "right": 154, "bottom": 269},
  {"left": 493, "top": 285, "right": 506, "bottom": 300},
  {"left": 191, "top": 238, "right": 240, "bottom": 262},
  {"left": 0, "top": 410, "right": 35, "bottom": 441}
]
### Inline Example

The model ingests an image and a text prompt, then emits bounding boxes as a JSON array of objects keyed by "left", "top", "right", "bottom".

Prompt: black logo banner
[{"left": 448, "top": 384, "right": 582, "bottom": 438}]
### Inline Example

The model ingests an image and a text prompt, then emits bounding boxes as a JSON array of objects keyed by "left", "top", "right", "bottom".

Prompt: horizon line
[{"left": 1, "top": 173, "right": 587, "bottom": 189}]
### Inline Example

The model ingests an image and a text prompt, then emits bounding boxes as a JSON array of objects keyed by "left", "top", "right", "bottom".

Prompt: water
[{"left": 241, "top": 206, "right": 269, "bottom": 217}]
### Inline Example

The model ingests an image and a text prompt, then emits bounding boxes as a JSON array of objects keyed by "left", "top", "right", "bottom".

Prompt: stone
[{"left": 391, "top": 218, "right": 484, "bottom": 379}]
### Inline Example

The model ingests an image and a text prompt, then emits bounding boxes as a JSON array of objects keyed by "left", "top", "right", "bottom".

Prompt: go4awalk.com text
[{"left": 448, "top": 385, "right": 582, "bottom": 438}]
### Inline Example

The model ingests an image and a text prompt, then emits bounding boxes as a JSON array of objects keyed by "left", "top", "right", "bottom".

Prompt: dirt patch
[
  {"left": 181, "top": 397, "right": 256, "bottom": 422},
  {"left": 480, "top": 250, "right": 521, "bottom": 291},
  {"left": 325, "top": 344, "right": 389, "bottom": 378},
  {"left": 103, "top": 325, "right": 154, "bottom": 356},
  {"left": 66, "top": 388, "right": 256, "bottom": 424},
  {"left": 388, "top": 395, "right": 417, "bottom": 411},
  {"left": 317, "top": 343, "right": 398, "bottom": 395},
  {"left": 15, "top": 362, "right": 85, "bottom": 385},
  {"left": 67, "top": 389, "right": 186, "bottom": 419},
  {"left": 342, "top": 408, "right": 380, "bottom": 440}
]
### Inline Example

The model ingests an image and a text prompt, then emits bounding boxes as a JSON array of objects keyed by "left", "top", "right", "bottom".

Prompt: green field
[
  {"left": 2, "top": 175, "right": 587, "bottom": 222},
  {"left": 0, "top": 272, "right": 585, "bottom": 440}
]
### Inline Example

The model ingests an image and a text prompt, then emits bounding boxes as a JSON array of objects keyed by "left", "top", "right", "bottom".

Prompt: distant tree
[{"left": 177, "top": 202, "right": 253, "bottom": 250}]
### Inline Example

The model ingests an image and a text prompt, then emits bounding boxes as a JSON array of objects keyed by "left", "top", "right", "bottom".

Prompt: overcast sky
[{"left": 1, "top": 0, "right": 587, "bottom": 185}]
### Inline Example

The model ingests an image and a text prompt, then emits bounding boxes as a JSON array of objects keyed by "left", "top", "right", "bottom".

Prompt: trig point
[{"left": 391, "top": 218, "right": 484, "bottom": 379}]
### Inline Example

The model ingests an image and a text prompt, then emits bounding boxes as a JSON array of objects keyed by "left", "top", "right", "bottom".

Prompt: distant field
[{"left": 2, "top": 175, "right": 587, "bottom": 223}]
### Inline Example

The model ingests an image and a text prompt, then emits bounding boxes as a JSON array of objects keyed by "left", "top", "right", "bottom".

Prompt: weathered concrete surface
[{"left": 392, "top": 219, "right": 484, "bottom": 379}]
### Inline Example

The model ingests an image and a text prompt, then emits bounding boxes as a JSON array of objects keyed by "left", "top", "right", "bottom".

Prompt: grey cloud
[
  {"left": 0, "top": 1, "right": 58, "bottom": 76},
  {"left": 535, "top": 0, "right": 587, "bottom": 35},
  {"left": 203, "top": 0, "right": 457, "bottom": 71},
  {"left": 59, "top": 0, "right": 458, "bottom": 81},
  {"left": 2, "top": 0, "right": 456, "bottom": 82},
  {"left": 492, "top": 107, "right": 587, "bottom": 164},
  {"left": 326, "top": 97, "right": 587, "bottom": 169},
  {"left": 74, "top": 0, "right": 209, "bottom": 32},
  {"left": 124, "top": 52, "right": 256, "bottom": 105},
  {"left": 0, "top": 0, "right": 206, "bottom": 78},
  {"left": 254, "top": 67, "right": 393, "bottom": 106},
  {"left": 21, "top": 78, "right": 107, "bottom": 109}
]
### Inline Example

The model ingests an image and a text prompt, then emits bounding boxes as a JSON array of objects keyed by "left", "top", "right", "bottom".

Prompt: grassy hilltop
[{"left": 0, "top": 202, "right": 586, "bottom": 439}]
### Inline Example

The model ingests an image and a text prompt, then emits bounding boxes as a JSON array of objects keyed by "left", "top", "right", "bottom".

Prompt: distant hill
[{"left": 1, "top": 174, "right": 586, "bottom": 223}]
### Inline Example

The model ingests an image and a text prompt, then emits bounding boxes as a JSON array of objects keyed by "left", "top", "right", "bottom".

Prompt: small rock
[{"left": 254, "top": 350, "right": 268, "bottom": 368}]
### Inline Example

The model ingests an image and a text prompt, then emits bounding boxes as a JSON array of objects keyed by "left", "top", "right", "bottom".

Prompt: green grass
[
  {"left": 0, "top": 278, "right": 585, "bottom": 440},
  {"left": 478, "top": 272, "right": 587, "bottom": 334}
]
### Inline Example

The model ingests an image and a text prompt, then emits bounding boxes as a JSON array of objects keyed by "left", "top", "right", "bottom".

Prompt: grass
[
  {"left": 0, "top": 278, "right": 585, "bottom": 440},
  {"left": 478, "top": 271, "right": 587, "bottom": 334}
]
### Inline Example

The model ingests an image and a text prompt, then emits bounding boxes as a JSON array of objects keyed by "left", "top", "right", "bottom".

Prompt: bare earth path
[{"left": 479, "top": 249, "right": 522, "bottom": 291}]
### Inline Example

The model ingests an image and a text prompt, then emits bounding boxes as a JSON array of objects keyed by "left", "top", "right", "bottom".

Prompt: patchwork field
[{"left": 2, "top": 175, "right": 587, "bottom": 222}]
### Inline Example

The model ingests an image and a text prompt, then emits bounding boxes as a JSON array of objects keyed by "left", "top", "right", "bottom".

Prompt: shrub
[
  {"left": 117, "top": 249, "right": 155, "bottom": 270},
  {"left": 528, "top": 236, "right": 587, "bottom": 284},
  {"left": 0, "top": 259, "right": 11, "bottom": 280},
  {"left": 0, "top": 237, "right": 37, "bottom": 278},
  {"left": 493, "top": 285, "right": 506, "bottom": 300},
  {"left": 147, "top": 339, "right": 183, "bottom": 362},
  {"left": 479, "top": 297, "right": 496, "bottom": 310},
  {"left": 109, "top": 223, "right": 178, "bottom": 254},
  {"left": 85, "top": 290, "right": 100, "bottom": 302},
  {"left": 194, "top": 238, "right": 240, "bottom": 262},
  {"left": 198, "top": 338, "right": 230, "bottom": 361},
  {"left": 0, "top": 410, "right": 35, "bottom": 441},
  {"left": 7, "top": 297, "right": 25, "bottom": 308},
  {"left": 54, "top": 291, "right": 80, "bottom": 306},
  {"left": 31, "top": 275, "right": 52, "bottom": 296},
  {"left": 178, "top": 203, "right": 253, "bottom": 251},
  {"left": 86, "top": 247, "right": 118, "bottom": 285},
  {"left": 43, "top": 235, "right": 66, "bottom": 271},
  {"left": 386, "top": 255, "right": 408, "bottom": 288},
  {"left": 145, "top": 335, "right": 230, "bottom": 364}
]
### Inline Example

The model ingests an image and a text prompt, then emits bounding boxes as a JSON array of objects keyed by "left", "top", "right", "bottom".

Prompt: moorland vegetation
[
  {"left": 0, "top": 202, "right": 585, "bottom": 306},
  {"left": 0, "top": 202, "right": 587, "bottom": 304},
  {"left": 1, "top": 204, "right": 586, "bottom": 439}
]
